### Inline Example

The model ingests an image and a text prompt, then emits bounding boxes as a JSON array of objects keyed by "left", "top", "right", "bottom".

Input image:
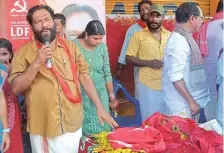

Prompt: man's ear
[{"left": 189, "top": 15, "right": 195, "bottom": 24}]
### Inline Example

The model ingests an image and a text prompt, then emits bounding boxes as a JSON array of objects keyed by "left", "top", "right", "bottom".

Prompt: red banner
[{"left": 7, "top": 0, "right": 39, "bottom": 51}]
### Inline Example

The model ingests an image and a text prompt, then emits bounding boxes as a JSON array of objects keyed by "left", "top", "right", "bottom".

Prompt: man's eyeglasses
[{"left": 193, "top": 14, "right": 205, "bottom": 20}]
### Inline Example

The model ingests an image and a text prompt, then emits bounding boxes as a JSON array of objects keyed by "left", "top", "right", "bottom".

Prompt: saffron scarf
[
  {"left": 137, "top": 19, "right": 147, "bottom": 28},
  {"left": 36, "top": 37, "right": 82, "bottom": 103}
]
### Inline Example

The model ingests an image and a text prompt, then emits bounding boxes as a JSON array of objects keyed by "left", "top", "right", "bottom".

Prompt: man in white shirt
[{"left": 162, "top": 2, "right": 211, "bottom": 119}]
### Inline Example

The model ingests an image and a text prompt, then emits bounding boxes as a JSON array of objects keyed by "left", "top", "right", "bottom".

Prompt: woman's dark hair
[
  {"left": 175, "top": 2, "right": 200, "bottom": 23},
  {"left": 0, "top": 38, "right": 14, "bottom": 63},
  {"left": 77, "top": 20, "right": 105, "bottom": 39},
  {"left": 138, "top": 0, "right": 152, "bottom": 13},
  {"left": 216, "top": 0, "right": 223, "bottom": 13},
  {"left": 26, "top": 5, "right": 54, "bottom": 25}
]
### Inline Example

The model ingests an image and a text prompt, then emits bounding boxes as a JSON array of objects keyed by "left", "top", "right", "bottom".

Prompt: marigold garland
[
  {"left": 93, "top": 131, "right": 145, "bottom": 153},
  {"left": 92, "top": 124, "right": 188, "bottom": 152}
]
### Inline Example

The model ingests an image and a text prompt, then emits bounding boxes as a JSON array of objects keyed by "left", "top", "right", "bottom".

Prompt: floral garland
[
  {"left": 91, "top": 112, "right": 223, "bottom": 153},
  {"left": 93, "top": 132, "right": 145, "bottom": 153}
]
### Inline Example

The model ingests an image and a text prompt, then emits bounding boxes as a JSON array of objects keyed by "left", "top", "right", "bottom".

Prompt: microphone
[{"left": 42, "top": 34, "right": 52, "bottom": 68}]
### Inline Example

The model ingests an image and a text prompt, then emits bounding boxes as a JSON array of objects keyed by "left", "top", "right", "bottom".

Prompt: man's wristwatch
[{"left": 2, "top": 128, "right": 10, "bottom": 133}]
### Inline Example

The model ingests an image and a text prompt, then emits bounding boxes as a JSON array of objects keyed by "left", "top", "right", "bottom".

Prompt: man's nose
[
  {"left": 42, "top": 21, "right": 50, "bottom": 28},
  {"left": 144, "top": 9, "right": 148, "bottom": 14},
  {"left": 152, "top": 17, "right": 157, "bottom": 22}
]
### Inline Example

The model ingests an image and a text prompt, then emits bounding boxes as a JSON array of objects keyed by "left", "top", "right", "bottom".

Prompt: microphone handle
[
  {"left": 46, "top": 59, "right": 52, "bottom": 68},
  {"left": 45, "top": 41, "right": 52, "bottom": 68}
]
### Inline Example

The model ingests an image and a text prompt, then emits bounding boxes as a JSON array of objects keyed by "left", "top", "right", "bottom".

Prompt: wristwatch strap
[{"left": 2, "top": 128, "right": 10, "bottom": 133}]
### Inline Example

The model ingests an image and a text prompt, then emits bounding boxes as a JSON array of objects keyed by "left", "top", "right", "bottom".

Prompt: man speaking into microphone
[{"left": 8, "top": 5, "right": 118, "bottom": 153}]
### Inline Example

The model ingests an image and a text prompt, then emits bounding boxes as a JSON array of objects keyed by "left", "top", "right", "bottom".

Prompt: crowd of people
[
  {"left": 0, "top": 0, "right": 223, "bottom": 153},
  {"left": 116, "top": 0, "right": 223, "bottom": 127}
]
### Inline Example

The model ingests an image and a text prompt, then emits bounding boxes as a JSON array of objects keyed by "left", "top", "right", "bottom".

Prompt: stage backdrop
[{"left": 1, "top": 0, "right": 106, "bottom": 51}]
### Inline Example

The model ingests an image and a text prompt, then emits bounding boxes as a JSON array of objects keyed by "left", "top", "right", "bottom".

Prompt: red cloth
[
  {"left": 163, "top": 19, "right": 175, "bottom": 32},
  {"left": 51, "top": 37, "right": 82, "bottom": 103},
  {"left": 3, "top": 79, "right": 23, "bottom": 153},
  {"left": 137, "top": 19, "right": 147, "bottom": 28},
  {"left": 108, "top": 112, "right": 223, "bottom": 153},
  {"left": 198, "top": 11, "right": 224, "bottom": 57},
  {"left": 78, "top": 136, "right": 97, "bottom": 153},
  {"left": 108, "top": 127, "right": 166, "bottom": 152},
  {"left": 143, "top": 113, "right": 223, "bottom": 153},
  {"left": 106, "top": 18, "right": 135, "bottom": 94},
  {"left": 198, "top": 21, "right": 210, "bottom": 57}
]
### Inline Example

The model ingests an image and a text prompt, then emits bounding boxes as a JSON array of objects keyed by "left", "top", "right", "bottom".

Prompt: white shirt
[{"left": 162, "top": 32, "right": 210, "bottom": 113}]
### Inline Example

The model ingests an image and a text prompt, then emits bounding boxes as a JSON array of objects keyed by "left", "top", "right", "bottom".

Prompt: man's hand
[
  {"left": 79, "top": 74, "right": 119, "bottom": 128},
  {"left": 96, "top": 105, "right": 118, "bottom": 128},
  {"left": 1, "top": 133, "right": 10, "bottom": 152},
  {"left": 114, "top": 63, "right": 124, "bottom": 80},
  {"left": 34, "top": 45, "right": 52, "bottom": 67},
  {"left": 147, "top": 59, "right": 163, "bottom": 69},
  {"left": 109, "top": 100, "right": 119, "bottom": 111},
  {"left": 109, "top": 95, "right": 119, "bottom": 112},
  {"left": 189, "top": 101, "right": 200, "bottom": 115},
  {"left": 114, "top": 69, "right": 122, "bottom": 80}
]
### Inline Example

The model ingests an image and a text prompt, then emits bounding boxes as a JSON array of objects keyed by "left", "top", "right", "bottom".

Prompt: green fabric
[{"left": 74, "top": 40, "right": 112, "bottom": 136}]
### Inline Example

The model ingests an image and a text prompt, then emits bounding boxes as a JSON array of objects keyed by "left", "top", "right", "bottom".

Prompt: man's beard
[
  {"left": 33, "top": 24, "right": 57, "bottom": 44},
  {"left": 147, "top": 21, "right": 162, "bottom": 30}
]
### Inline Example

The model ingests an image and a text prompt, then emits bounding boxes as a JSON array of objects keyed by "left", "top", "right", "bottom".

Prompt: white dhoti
[
  {"left": 30, "top": 128, "right": 82, "bottom": 153},
  {"left": 137, "top": 82, "right": 168, "bottom": 121},
  {"left": 169, "top": 107, "right": 200, "bottom": 121},
  {"left": 167, "top": 101, "right": 209, "bottom": 122}
]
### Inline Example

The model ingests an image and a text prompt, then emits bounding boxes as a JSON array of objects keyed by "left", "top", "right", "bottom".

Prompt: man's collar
[
  {"left": 34, "top": 37, "right": 64, "bottom": 52},
  {"left": 143, "top": 26, "right": 149, "bottom": 31}
]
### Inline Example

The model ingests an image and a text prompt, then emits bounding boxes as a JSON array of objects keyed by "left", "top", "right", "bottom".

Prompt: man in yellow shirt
[
  {"left": 126, "top": 4, "right": 170, "bottom": 121},
  {"left": 9, "top": 5, "right": 117, "bottom": 153}
]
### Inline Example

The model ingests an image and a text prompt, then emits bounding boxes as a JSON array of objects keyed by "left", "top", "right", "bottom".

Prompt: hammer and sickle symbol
[{"left": 10, "top": 0, "right": 28, "bottom": 13}]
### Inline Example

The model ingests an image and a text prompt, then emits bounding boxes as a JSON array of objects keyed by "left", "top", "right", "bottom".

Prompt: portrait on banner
[{"left": 40, "top": 0, "right": 106, "bottom": 41}]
